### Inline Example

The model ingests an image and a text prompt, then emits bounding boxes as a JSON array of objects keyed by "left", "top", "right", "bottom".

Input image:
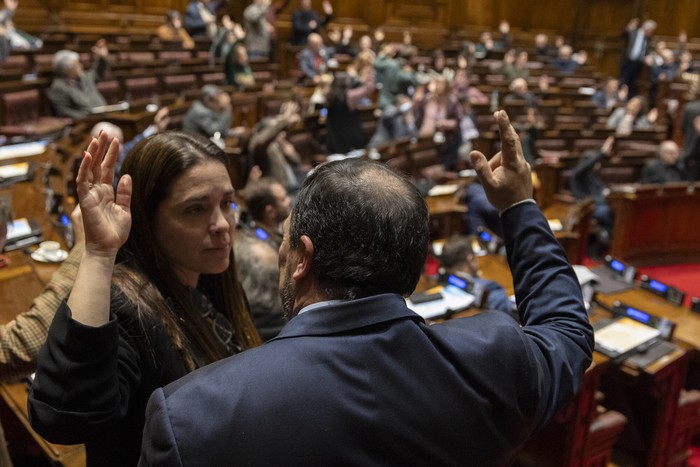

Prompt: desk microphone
[{"left": 639, "top": 275, "right": 685, "bottom": 306}]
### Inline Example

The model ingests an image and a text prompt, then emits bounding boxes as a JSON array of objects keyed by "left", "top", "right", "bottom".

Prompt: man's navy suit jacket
[{"left": 139, "top": 203, "right": 594, "bottom": 466}]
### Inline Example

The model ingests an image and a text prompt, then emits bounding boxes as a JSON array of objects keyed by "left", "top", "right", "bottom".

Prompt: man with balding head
[
  {"left": 640, "top": 140, "right": 687, "bottom": 184},
  {"left": 140, "top": 111, "right": 593, "bottom": 466},
  {"left": 298, "top": 32, "right": 333, "bottom": 83}
]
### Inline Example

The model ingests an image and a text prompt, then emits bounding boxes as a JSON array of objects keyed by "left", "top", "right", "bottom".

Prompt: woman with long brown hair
[{"left": 28, "top": 131, "right": 261, "bottom": 466}]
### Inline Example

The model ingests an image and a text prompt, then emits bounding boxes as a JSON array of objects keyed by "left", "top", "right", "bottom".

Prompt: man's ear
[{"left": 292, "top": 235, "right": 314, "bottom": 280}]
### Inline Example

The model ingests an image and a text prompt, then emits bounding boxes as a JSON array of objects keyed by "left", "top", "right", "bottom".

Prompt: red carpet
[{"left": 690, "top": 446, "right": 700, "bottom": 466}]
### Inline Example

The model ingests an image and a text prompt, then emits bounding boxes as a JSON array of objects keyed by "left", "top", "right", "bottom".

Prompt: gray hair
[
  {"left": 52, "top": 49, "right": 80, "bottom": 76},
  {"left": 234, "top": 235, "right": 282, "bottom": 312},
  {"left": 201, "top": 84, "right": 224, "bottom": 101}
]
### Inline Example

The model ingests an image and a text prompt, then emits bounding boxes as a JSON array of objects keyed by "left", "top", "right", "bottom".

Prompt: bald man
[{"left": 640, "top": 140, "right": 687, "bottom": 184}]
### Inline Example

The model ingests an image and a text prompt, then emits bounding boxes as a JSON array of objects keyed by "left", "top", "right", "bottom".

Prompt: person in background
[
  {"left": 682, "top": 89, "right": 700, "bottom": 181},
  {"left": 451, "top": 68, "right": 488, "bottom": 105},
  {"left": 28, "top": 131, "right": 261, "bottom": 467},
  {"left": 0, "top": 206, "right": 84, "bottom": 383},
  {"left": 224, "top": 42, "right": 256, "bottom": 89},
  {"left": 243, "top": 0, "right": 272, "bottom": 59},
  {"left": 499, "top": 49, "right": 529, "bottom": 82},
  {"left": 156, "top": 10, "right": 194, "bottom": 49},
  {"left": 474, "top": 20, "right": 510, "bottom": 60},
  {"left": 183, "top": 0, "right": 225, "bottom": 38},
  {"left": 620, "top": 17, "right": 656, "bottom": 97},
  {"left": 298, "top": 32, "right": 333, "bottom": 84},
  {"left": 374, "top": 44, "right": 418, "bottom": 109},
  {"left": 440, "top": 234, "right": 514, "bottom": 317},
  {"left": 569, "top": 136, "right": 615, "bottom": 247},
  {"left": 0, "top": 0, "right": 42, "bottom": 62},
  {"left": 414, "top": 76, "right": 462, "bottom": 170},
  {"left": 240, "top": 177, "right": 291, "bottom": 249},
  {"left": 47, "top": 40, "right": 108, "bottom": 119},
  {"left": 649, "top": 46, "right": 680, "bottom": 107},
  {"left": 138, "top": 111, "right": 593, "bottom": 466},
  {"left": 606, "top": 95, "right": 657, "bottom": 136},
  {"left": 533, "top": 33, "right": 557, "bottom": 61},
  {"left": 503, "top": 77, "right": 546, "bottom": 109},
  {"left": 591, "top": 77, "right": 627, "bottom": 111},
  {"left": 209, "top": 15, "right": 245, "bottom": 67},
  {"left": 640, "top": 140, "right": 686, "bottom": 184},
  {"left": 324, "top": 67, "right": 376, "bottom": 155},
  {"left": 266, "top": 0, "right": 291, "bottom": 61},
  {"left": 326, "top": 24, "right": 354, "bottom": 57},
  {"left": 368, "top": 94, "right": 417, "bottom": 148},
  {"left": 248, "top": 101, "right": 308, "bottom": 199},
  {"left": 551, "top": 44, "right": 586, "bottom": 74},
  {"left": 457, "top": 95, "right": 479, "bottom": 164},
  {"left": 183, "top": 85, "right": 232, "bottom": 138},
  {"left": 290, "top": 0, "right": 332, "bottom": 46},
  {"left": 233, "top": 235, "right": 286, "bottom": 341},
  {"left": 90, "top": 107, "right": 171, "bottom": 187}
]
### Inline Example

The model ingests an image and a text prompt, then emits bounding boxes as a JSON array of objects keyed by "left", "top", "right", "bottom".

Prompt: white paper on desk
[
  {"left": 406, "top": 285, "right": 475, "bottom": 320},
  {"left": 6, "top": 218, "right": 32, "bottom": 240},
  {"left": 428, "top": 184, "right": 460, "bottom": 197},
  {"left": 0, "top": 141, "right": 48, "bottom": 161},
  {"left": 547, "top": 219, "right": 563, "bottom": 232},
  {"left": 0, "top": 162, "right": 29, "bottom": 179},
  {"left": 595, "top": 317, "right": 661, "bottom": 354}
]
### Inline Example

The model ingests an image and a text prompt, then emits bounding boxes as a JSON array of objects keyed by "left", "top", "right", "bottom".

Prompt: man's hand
[
  {"left": 322, "top": 0, "right": 333, "bottom": 15},
  {"left": 91, "top": 39, "right": 109, "bottom": 58},
  {"left": 470, "top": 111, "right": 533, "bottom": 212},
  {"left": 153, "top": 107, "right": 171, "bottom": 133}
]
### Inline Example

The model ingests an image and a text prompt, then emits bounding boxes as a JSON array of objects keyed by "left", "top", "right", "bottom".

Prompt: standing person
[
  {"left": 265, "top": 0, "right": 291, "bottom": 61},
  {"left": 324, "top": 68, "right": 376, "bottom": 155},
  {"left": 414, "top": 76, "right": 462, "bottom": 170},
  {"left": 243, "top": 0, "right": 272, "bottom": 59},
  {"left": 47, "top": 40, "right": 108, "bottom": 119},
  {"left": 138, "top": 111, "right": 593, "bottom": 466},
  {"left": 0, "top": 0, "right": 42, "bottom": 59},
  {"left": 28, "top": 131, "right": 261, "bottom": 467},
  {"left": 620, "top": 18, "right": 656, "bottom": 97},
  {"left": 290, "top": 0, "right": 332, "bottom": 46}
]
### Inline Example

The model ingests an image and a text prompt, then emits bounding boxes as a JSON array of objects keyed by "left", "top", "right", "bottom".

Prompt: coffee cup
[{"left": 38, "top": 241, "right": 61, "bottom": 261}]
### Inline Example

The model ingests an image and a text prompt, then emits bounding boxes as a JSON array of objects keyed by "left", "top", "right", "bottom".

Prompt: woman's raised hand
[{"left": 75, "top": 132, "right": 132, "bottom": 258}]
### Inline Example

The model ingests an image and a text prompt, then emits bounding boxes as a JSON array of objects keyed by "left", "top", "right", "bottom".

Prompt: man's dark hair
[
  {"left": 244, "top": 177, "right": 279, "bottom": 223},
  {"left": 441, "top": 234, "right": 473, "bottom": 269},
  {"left": 289, "top": 158, "right": 429, "bottom": 299}
]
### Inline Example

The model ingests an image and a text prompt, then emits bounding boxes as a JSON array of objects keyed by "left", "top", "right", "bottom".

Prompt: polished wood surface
[{"left": 608, "top": 184, "right": 700, "bottom": 266}]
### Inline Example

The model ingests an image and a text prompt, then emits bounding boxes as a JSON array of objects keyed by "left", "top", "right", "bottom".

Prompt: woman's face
[{"left": 155, "top": 160, "right": 235, "bottom": 287}]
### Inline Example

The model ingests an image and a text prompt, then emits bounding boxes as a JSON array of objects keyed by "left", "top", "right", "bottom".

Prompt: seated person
[
  {"left": 368, "top": 94, "right": 417, "bottom": 148},
  {"left": 457, "top": 95, "right": 480, "bottom": 163},
  {"left": 209, "top": 15, "right": 245, "bottom": 67},
  {"left": 551, "top": 44, "right": 586, "bottom": 74},
  {"left": 499, "top": 49, "right": 529, "bottom": 82},
  {"left": 47, "top": 40, "right": 108, "bottom": 119},
  {"left": 156, "top": 10, "right": 194, "bottom": 49},
  {"left": 591, "top": 77, "right": 627, "bottom": 111},
  {"left": 640, "top": 140, "right": 686, "bottom": 184},
  {"left": 649, "top": 47, "right": 680, "bottom": 107},
  {"left": 183, "top": 0, "right": 223, "bottom": 38},
  {"left": 451, "top": 68, "right": 489, "bottom": 105},
  {"left": 533, "top": 33, "right": 557, "bottom": 60},
  {"left": 0, "top": 0, "right": 42, "bottom": 61},
  {"left": 234, "top": 235, "right": 287, "bottom": 341},
  {"left": 428, "top": 49, "right": 454, "bottom": 81},
  {"left": 569, "top": 136, "right": 615, "bottom": 246},
  {"left": 473, "top": 20, "right": 510, "bottom": 60},
  {"left": 224, "top": 42, "right": 255, "bottom": 89},
  {"left": 290, "top": 0, "right": 333, "bottom": 46},
  {"left": 183, "top": 84, "right": 232, "bottom": 138},
  {"left": 248, "top": 101, "right": 307, "bottom": 198},
  {"left": 0, "top": 206, "right": 84, "bottom": 383},
  {"left": 240, "top": 177, "right": 292, "bottom": 249},
  {"left": 326, "top": 24, "right": 355, "bottom": 57},
  {"left": 503, "top": 77, "right": 543, "bottom": 109},
  {"left": 90, "top": 107, "right": 171, "bottom": 187},
  {"left": 298, "top": 32, "right": 334, "bottom": 84},
  {"left": 606, "top": 95, "right": 657, "bottom": 136},
  {"left": 440, "top": 234, "right": 514, "bottom": 317}
]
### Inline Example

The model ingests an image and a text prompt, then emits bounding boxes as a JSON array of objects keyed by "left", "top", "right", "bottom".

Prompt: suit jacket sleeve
[
  {"left": 139, "top": 388, "right": 184, "bottom": 467},
  {"left": 0, "top": 243, "right": 83, "bottom": 383},
  {"left": 502, "top": 202, "right": 594, "bottom": 425}
]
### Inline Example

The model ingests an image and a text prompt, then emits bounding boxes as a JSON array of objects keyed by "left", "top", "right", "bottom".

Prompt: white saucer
[{"left": 31, "top": 249, "right": 68, "bottom": 263}]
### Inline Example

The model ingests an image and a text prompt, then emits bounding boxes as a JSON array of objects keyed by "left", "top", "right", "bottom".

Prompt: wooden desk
[{"left": 0, "top": 149, "right": 86, "bottom": 466}]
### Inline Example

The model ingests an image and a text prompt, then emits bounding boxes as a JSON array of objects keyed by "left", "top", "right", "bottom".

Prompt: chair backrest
[{"left": 1, "top": 89, "right": 41, "bottom": 126}]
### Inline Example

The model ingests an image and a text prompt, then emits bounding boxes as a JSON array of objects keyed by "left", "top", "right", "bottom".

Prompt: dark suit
[
  {"left": 682, "top": 99, "right": 700, "bottom": 181},
  {"left": 139, "top": 202, "right": 593, "bottom": 466},
  {"left": 620, "top": 27, "right": 653, "bottom": 97}
]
